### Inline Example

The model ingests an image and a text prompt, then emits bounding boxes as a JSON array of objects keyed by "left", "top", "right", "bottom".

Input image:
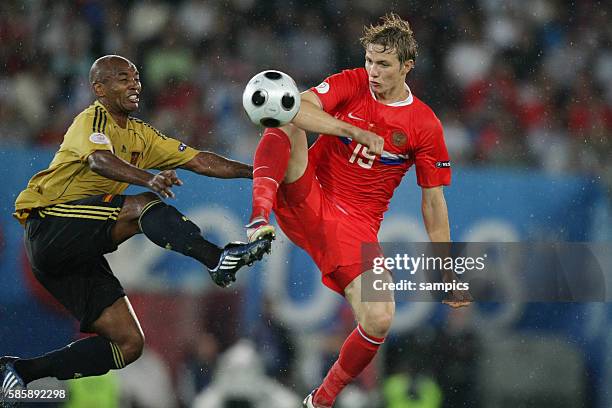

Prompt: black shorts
[{"left": 24, "top": 194, "right": 127, "bottom": 333}]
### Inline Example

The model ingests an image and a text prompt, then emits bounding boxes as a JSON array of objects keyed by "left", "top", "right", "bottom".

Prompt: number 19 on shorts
[{"left": 349, "top": 143, "right": 375, "bottom": 169}]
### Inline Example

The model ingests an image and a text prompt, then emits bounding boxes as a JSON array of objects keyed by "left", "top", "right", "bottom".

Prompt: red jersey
[{"left": 308, "top": 68, "right": 451, "bottom": 231}]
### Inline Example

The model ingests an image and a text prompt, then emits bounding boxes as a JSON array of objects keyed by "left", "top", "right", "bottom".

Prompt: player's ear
[
  {"left": 92, "top": 82, "right": 105, "bottom": 98},
  {"left": 402, "top": 59, "right": 415, "bottom": 74}
]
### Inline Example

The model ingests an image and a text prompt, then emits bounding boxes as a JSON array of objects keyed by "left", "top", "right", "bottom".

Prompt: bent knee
[
  {"left": 125, "top": 192, "right": 160, "bottom": 206},
  {"left": 359, "top": 306, "right": 395, "bottom": 338},
  {"left": 133, "top": 192, "right": 161, "bottom": 210},
  {"left": 120, "top": 192, "right": 161, "bottom": 220},
  {"left": 116, "top": 330, "right": 145, "bottom": 366},
  {"left": 279, "top": 123, "right": 306, "bottom": 139}
]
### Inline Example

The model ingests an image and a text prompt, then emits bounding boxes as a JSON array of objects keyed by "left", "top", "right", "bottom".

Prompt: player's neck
[
  {"left": 108, "top": 112, "right": 128, "bottom": 129},
  {"left": 98, "top": 100, "right": 128, "bottom": 128},
  {"left": 372, "top": 82, "right": 409, "bottom": 105}
]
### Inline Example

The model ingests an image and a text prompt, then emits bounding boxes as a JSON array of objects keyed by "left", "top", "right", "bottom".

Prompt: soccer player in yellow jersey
[{"left": 0, "top": 55, "right": 271, "bottom": 395}]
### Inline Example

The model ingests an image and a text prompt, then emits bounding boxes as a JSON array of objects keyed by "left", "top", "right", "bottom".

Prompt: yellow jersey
[{"left": 14, "top": 100, "right": 199, "bottom": 223}]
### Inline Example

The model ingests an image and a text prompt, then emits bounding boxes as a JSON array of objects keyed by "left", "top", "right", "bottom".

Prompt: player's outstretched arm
[
  {"left": 180, "top": 151, "right": 253, "bottom": 179},
  {"left": 421, "top": 186, "right": 450, "bottom": 242},
  {"left": 88, "top": 150, "right": 180, "bottom": 198},
  {"left": 291, "top": 91, "right": 384, "bottom": 155},
  {"left": 422, "top": 186, "right": 472, "bottom": 307}
]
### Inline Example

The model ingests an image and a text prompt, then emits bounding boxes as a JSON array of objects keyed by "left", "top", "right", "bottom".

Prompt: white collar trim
[{"left": 369, "top": 83, "right": 414, "bottom": 106}]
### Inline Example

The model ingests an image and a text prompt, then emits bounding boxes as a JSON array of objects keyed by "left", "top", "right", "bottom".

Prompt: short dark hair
[{"left": 360, "top": 13, "right": 418, "bottom": 64}]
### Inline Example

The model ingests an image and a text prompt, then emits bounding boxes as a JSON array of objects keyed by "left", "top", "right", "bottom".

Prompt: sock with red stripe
[
  {"left": 250, "top": 128, "right": 291, "bottom": 223},
  {"left": 313, "top": 325, "right": 384, "bottom": 407}
]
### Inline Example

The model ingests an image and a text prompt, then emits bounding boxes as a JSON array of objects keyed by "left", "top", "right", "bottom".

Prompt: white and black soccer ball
[{"left": 242, "top": 70, "right": 301, "bottom": 127}]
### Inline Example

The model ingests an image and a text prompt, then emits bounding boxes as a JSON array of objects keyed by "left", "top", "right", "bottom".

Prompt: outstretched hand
[
  {"left": 147, "top": 170, "right": 183, "bottom": 198},
  {"left": 442, "top": 288, "right": 473, "bottom": 308}
]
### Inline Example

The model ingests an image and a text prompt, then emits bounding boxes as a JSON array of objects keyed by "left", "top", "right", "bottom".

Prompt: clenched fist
[{"left": 147, "top": 170, "right": 183, "bottom": 198}]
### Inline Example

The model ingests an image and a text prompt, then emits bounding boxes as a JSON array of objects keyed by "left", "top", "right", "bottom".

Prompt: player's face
[
  {"left": 365, "top": 44, "right": 413, "bottom": 96},
  {"left": 102, "top": 63, "right": 141, "bottom": 114}
]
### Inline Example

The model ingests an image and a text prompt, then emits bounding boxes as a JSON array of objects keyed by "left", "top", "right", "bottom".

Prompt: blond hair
[{"left": 360, "top": 13, "right": 418, "bottom": 64}]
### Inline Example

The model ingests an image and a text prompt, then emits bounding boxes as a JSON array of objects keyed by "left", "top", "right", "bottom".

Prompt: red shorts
[{"left": 274, "top": 162, "right": 380, "bottom": 295}]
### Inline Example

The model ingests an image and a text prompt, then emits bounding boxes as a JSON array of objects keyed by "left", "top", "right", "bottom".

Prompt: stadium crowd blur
[
  {"left": 2, "top": 0, "right": 612, "bottom": 193},
  {"left": 1, "top": 0, "right": 610, "bottom": 407}
]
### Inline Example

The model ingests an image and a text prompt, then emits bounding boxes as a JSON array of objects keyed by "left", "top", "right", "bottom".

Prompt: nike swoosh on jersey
[{"left": 347, "top": 112, "right": 366, "bottom": 121}]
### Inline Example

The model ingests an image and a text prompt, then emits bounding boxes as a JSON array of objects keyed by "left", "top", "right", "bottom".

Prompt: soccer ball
[{"left": 242, "top": 70, "right": 301, "bottom": 127}]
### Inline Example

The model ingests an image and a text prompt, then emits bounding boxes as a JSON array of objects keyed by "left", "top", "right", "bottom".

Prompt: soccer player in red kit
[{"left": 246, "top": 14, "right": 471, "bottom": 407}]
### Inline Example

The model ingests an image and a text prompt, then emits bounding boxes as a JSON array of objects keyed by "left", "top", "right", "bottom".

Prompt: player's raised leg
[
  {"left": 115, "top": 192, "right": 271, "bottom": 287},
  {"left": 247, "top": 124, "right": 308, "bottom": 242},
  {"left": 308, "top": 270, "right": 395, "bottom": 408},
  {"left": 114, "top": 192, "right": 223, "bottom": 267}
]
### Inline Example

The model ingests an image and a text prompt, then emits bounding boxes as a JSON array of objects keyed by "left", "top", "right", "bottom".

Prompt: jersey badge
[
  {"left": 89, "top": 132, "right": 110, "bottom": 145},
  {"left": 315, "top": 81, "right": 330, "bottom": 94},
  {"left": 130, "top": 152, "right": 140, "bottom": 165},
  {"left": 178, "top": 142, "right": 187, "bottom": 152},
  {"left": 392, "top": 131, "right": 407, "bottom": 147}
]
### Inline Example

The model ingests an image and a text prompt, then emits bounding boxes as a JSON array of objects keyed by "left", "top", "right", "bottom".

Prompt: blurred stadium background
[{"left": 1, "top": 1, "right": 611, "bottom": 407}]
